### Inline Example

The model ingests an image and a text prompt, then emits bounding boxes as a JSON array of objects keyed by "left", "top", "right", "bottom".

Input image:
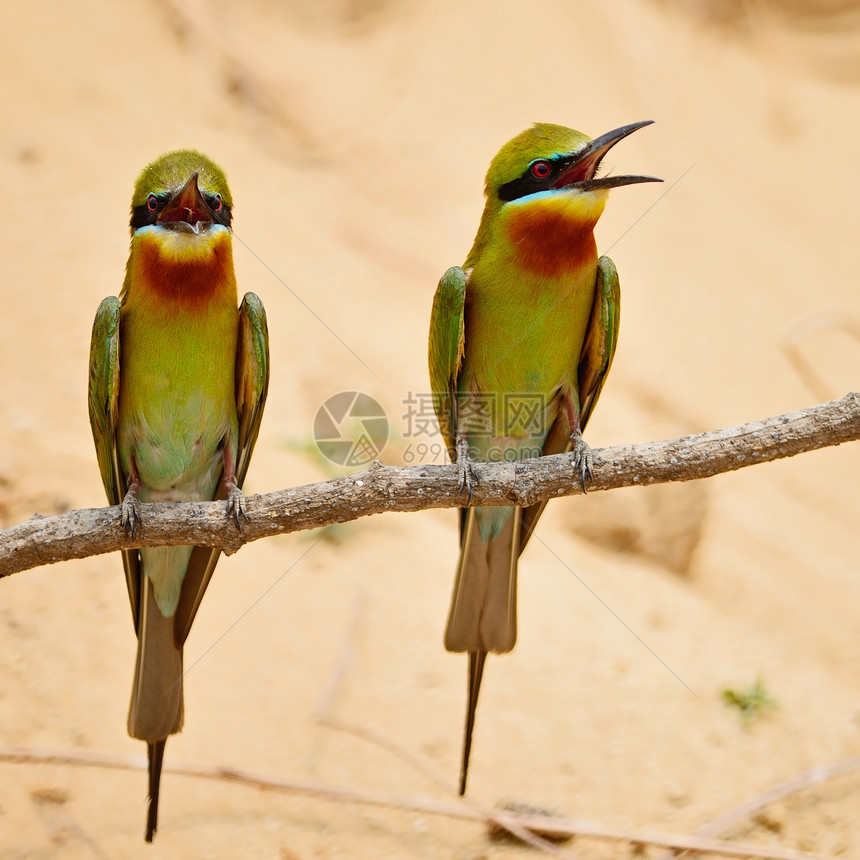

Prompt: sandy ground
[{"left": 0, "top": 1, "right": 858, "bottom": 857}]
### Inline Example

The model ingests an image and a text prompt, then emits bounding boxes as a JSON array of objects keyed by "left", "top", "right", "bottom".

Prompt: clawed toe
[
  {"left": 226, "top": 485, "right": 248, "bottom": 529},
  {"left": 456, "top": 439, "right": 479, "bottom": 504},
  {"left": 570, "top": 436, "right": 594, "bottom": 493},
  {"left": 121, "top": 490, "right": 142, "bottom": 538}
]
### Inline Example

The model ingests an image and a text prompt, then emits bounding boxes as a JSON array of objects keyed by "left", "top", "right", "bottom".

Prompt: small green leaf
[{"left": 721, "top": 678, "right": 778, "bottom": 727}]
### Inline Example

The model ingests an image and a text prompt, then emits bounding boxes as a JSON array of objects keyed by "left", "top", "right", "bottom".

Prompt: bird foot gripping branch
[
  {"left": 456, "top": 436, "right": 480, "bottom": 503},
  {"left": 570, "top": 433, "right": 595, "bottom": 492},
  {"left": 120, "top": 483, "right": 143, "bottom": 538},
  {"left": 225, "top": 482, "right": 249, "bottom": 528}
]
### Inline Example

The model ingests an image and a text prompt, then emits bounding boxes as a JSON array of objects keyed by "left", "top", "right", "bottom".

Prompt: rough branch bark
[{"left": 0, "top": 393, "right": 857, "bottom": 579}]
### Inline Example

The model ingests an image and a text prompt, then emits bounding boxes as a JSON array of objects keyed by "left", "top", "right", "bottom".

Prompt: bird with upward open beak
[{"left": 429, "top": 121, "right": 660, "bottom": 794}]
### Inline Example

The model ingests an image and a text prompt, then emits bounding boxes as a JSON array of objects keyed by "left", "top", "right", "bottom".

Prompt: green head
[
  {"left": 465, "top": 121, "right": 660, "bottom": 268},
  {"left": 485, "top": 123, "right": 590, "bottom": 194},
  {"left": 129, "top": 149, "right": 233, "bottom": 235},
  {"left": 484, "top": 120, "right": 659, "bottom": 204}
]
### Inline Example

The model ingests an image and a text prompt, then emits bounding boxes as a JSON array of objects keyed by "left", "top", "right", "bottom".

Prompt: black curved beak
[{"left": 553, "top": 120, "right": 662, "bottom": 191}]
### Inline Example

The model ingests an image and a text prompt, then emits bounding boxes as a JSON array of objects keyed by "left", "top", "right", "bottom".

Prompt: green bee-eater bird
[
  {"left": 88, "top": 150, "right": 269, "bottom": 841},
  {"left": 429, "top": 121, "right": 659, "bottom": 794}
]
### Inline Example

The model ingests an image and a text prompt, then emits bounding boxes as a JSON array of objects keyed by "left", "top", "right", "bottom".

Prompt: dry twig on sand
[{"left": 0, "top": 745, "right": 853, "bottom": 860}]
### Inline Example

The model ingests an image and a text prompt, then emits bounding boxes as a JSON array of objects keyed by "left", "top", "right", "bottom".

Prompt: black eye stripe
[
  {"left": 212, "top": 201, "right": 232, "bottom": 227},
  {"left": 129, "top": 193, "right": 233, "bottom": 230},
  {"left": 130, "top": 201, "right": 159, "bottom": 230},
  {"left": 497, "top": 154, "right": 576, "bottom": 202}
]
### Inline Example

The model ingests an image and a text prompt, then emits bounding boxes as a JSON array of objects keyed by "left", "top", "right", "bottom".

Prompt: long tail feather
[
  {"left": 130, "top": 570, "right": 184, "bottom": 843},
  {"left": 145, "top": 738, "right": 167, "bottom": 842},
  {"left": 460, "top": 650, "right": 486, "bottom": 795},
  {"left": 447, "top": 508, "right": 520, "bottom": 793},
  {"left": 128, "top": 575, "right": 184, "bottom": 741},
  {"left": 446, "top": 508, "right": 519, "bottom": 653}
]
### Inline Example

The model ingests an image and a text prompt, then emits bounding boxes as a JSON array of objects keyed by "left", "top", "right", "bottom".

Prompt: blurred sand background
[{"left": 0, "top": 0, "right": 858, "bottom": 857}]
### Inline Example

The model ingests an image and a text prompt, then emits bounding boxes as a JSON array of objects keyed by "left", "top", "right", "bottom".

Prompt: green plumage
[
  {"left": 88, "top": 150, "right": 269, "bottom": 841},
  {"left": 118, "top": 277, "right": 238, "bottom": 614},
  {"left": 429, "top": 121, "right": 656, "bottom": 794}
]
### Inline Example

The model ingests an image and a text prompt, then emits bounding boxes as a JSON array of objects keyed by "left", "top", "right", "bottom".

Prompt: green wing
[
  {"left": 577, "top": 256, "right": 620, "bottom": 431},
  {"left": 234, "top": 292, "right": 271, "bottom": 486},
  {"left": 88, "top": 297, "right": 122, "bottom": 504},
  {"left": 519, "top": 255, "right": 621, "bottom": 553},
  {"left": 175, "top": 292, "right": 270, "bottom": 646},
  {"left": 88, "top": 296, "right": 141, "bottom": 623},
  {"left": 429, "top": 266, "right": 466, "bottom": 460}
]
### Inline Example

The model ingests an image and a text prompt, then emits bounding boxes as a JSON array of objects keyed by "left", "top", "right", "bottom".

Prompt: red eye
[
  {"left": 530, "top": 160, "right": 551, "bottom": 179},
  {"left": 146, "top": 194, "right": 158, "bottom": 212},
  {"left": 213, "top": 194, "right": 223, "bottom": 213}
]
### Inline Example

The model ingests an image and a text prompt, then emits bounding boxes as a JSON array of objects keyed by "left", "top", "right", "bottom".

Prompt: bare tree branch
[{"left": 1, "top": 393, "right": 857, "bottom": 579}]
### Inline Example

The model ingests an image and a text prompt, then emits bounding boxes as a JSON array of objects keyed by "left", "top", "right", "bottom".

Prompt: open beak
[
  {"left": 553, "top": 120, "right": 662, "bottom": 191},
  {"left": 157, "top": 172, "right": 213, "bottom": 229}
]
